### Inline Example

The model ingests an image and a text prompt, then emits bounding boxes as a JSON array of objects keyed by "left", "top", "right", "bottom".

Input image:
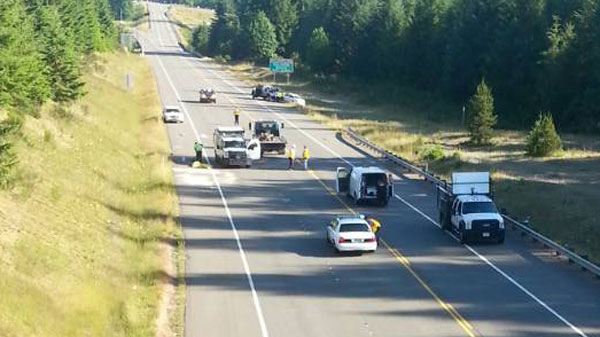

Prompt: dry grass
[
  {"left": 0, "top": 52, "right": 182, "bottom": 337},
  {"left": 227, "top": 62, "right": 600, "bottom": 264},
  {"left": 165, "top": 5, "right": 213, "bottom": 51},
  {"left": 167, "top": 5, "right": 214, "bottom": 27}
]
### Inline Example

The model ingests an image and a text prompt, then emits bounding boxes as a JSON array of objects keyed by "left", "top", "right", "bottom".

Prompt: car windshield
[
  {"left": 224, "top": 140, "right": 245, "bottom": 148},
  {"left": 339, "top": 223, "right": 370, "bottom": 232},
  {"left": 166, "top": 108, "right": 180, "bottom": 113},
  {"left": 462, "top": 202, "right": 497, "bottom": 214}
]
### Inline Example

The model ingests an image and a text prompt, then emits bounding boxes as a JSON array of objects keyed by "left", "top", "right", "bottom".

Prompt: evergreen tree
[
  {"left": 192, "top": 24, "right": 211, "bottom": 55},
  {"left": 96, "top": 0, "right": 118, "bottom": 48},
  {"left": 109, "top": 0, "right": 134, "bottom": 20},
  {"left": 248, "top": 11, "right": 277, "bottom": 60},
  {"left": 0, "top": 0, "right": 50, "bottom": 112},
  {"left": 208, "top": 0, "right": 240, "bottom": 57},
  {"left": 0, "top": 118, "right": 19, "bottom": 187},
  {"left": 305, "top": 27, "right": 332, "bottom": 73},
  {"left": 33, "top": 5, "right": 84, "bottom": 102},
  {"left": 527, "top": 112, "right": 562, "bottom": 156},
  {"left": 269, "top": 0, "right": 298, "bottom": 54},
  {"left": 58, "top": 0, "right": 105, "bottom": 53},
  {"left": 467, "top": 80, "right": 497, "bottom": 145}
]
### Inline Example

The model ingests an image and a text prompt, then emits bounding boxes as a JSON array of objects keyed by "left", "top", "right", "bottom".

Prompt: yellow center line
[{"left": 306, "top": 169, "right": 479, "bottom": 337}]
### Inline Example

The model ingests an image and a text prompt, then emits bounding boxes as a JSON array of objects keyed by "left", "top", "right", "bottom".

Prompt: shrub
[
  {"left": 420, "top": 144, "right": 445, "bottom": 161},
  {"left": 467, "top": 80, "right": 497, "bottom": 145},
  {"left": 527, "top": 112, "right": 562, "bottom": 157}
]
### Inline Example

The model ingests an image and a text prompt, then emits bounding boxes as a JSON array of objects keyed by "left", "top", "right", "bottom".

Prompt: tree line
[
  {"left": 188, "top": 0, "right": 600, "bottom": 134},
  {"left": 0, "top": 0, "right": 117, "bottom": 185}
]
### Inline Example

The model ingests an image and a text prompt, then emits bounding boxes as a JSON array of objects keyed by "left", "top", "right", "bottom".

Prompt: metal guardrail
[{"left": 343, "top": 128, "right": 600, "bottom": 278}]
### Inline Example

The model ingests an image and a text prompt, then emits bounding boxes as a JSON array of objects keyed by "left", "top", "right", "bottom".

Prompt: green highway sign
[{"left": 269, "top": 59, "right": 294, "bottom": 73}]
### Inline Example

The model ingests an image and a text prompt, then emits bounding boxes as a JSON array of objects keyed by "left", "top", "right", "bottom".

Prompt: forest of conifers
[
  {"left": 0, "top": 0, "right": 134, "bottom": 117},
  {"left": 187, "top": 0, "right": 600, "bottom": 133}
]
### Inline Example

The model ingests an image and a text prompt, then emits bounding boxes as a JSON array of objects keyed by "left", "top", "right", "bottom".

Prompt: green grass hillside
[{"left": 0, "top": 52, "right": 180, "bottom": 337}]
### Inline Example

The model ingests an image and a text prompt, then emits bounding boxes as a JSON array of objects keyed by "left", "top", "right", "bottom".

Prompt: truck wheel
[{"left": 497, "top": 235, "right": 505, "bottom": 244}]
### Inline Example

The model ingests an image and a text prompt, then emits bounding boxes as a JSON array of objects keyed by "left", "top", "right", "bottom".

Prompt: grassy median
[{"left": 0, "top": 52, "right": 182, "bottom": 337}]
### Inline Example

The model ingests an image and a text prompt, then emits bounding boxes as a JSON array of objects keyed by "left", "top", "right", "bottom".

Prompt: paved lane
[{"left": 139, "top": 3, "right": 600, "bottom": 337}]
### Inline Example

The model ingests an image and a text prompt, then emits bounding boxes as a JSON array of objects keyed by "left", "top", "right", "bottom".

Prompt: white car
[
  {"left": 326, "top": 215, "right": 377, "bottom": 253},
  {"left": 162, "top": 105, "right": 184, "bottom": 123},
  {"left": 283, "top": 93, "right": 306, "bottom": 108}
]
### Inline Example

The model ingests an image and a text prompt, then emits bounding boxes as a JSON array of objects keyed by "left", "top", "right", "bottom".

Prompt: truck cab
[
  {"left": 213, "top": 128, "right": 260, "bottom": 167},
  {"left": 336, "top": 166, "right": 393, "bottom": 206},
  {"left": 438, "top": 172, "right": 505, "bottom": 244},
  {"left": 213, "top": 126, "right": 245, "bottom": 141}
]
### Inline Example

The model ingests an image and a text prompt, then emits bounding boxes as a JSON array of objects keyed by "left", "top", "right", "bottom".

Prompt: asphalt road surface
[{"left": 138, "top": 3, "right": 600, "bottom": 337}]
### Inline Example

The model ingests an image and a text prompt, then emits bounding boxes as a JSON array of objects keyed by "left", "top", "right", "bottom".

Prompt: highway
[{"left": 139, "top": 3, "right": 600, "bottom": 336}]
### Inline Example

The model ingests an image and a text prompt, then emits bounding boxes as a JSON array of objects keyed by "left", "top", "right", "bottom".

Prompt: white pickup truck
[{"left": 438, "top": 172, "right": 505, "bottom": 244}]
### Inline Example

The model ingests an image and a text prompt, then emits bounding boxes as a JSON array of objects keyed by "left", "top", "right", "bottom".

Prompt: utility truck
[
  {"left": 437, "top": 172, "right": 505, "bottom": 244},
  {"left": 249, "top": 120, "right": 287, "bottom": 155},
  {"left": 213, "top": 127, "right": 260, "bottom": 167},
  {"left": 336, "top": 166, "right": 393, "bottom": 206}
]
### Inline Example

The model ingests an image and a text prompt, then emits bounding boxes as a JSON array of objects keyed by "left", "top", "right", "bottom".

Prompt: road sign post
[{"left": 269, "top": 58, "right": 294, "bottom": 83}]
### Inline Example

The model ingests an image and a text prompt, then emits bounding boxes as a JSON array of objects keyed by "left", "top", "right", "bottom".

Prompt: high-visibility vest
[
  {"left": 369, "top": 219, "right": 381, "bottom": 233},
  {"left": 234, "top": 109, "right": 240, "bottom": 116},
  {"left": 302, "top": 149, "right": 309, "bottom": 159},
  {"left": 288, "top": 149, "right": 295, "bottom": 159}
]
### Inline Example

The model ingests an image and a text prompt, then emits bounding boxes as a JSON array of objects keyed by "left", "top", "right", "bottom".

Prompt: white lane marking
[
  {"left": 464, "top": 245, "right": 589, "bottom": 337},
  {"left": 180, "top": 39, "right": 590, "bottom": 337},
  {"left": 151, "top": 16, "right": 270, "bottom": 337},
  {"left": 152, "top": 5, "right": 164, "bottom": 47},
  {"left": 160, "top": 9, "right": 589, "bottom": 336}
]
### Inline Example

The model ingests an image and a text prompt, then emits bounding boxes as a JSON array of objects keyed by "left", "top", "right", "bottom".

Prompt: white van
[{"left": 336, "top": 166, "right": 393, "bottom": 206}]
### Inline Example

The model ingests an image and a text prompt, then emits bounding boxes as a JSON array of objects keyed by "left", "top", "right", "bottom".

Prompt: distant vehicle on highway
[
  {"left": 162, "top": 105, "right": 184, "bottom": 123},
  {"left": 251, "top": 84, "right": 276, "bottom": 100},
  {"left": 251, "top": 84, "right": 283, "bottom": 101},
  {"left": 326, "top": 214, "right": 377, "bottom": 253},
  {"left": 283, "top": 93, "right": 306, "bottom": 108},
  {"left": 199, "top": 88, "right": 216, "bottom": 103},
  {"left": 249, "top": 120, "right": 287, "bottom": 155},
  {"left": 213, "top": 127, "right": 260, "bottom": 167},
  {"left": 336, "top": 166, "right": 393, "bottom": 206},
  {"left": 437, "top": 172, "right": 505, "bottom": 244}
]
